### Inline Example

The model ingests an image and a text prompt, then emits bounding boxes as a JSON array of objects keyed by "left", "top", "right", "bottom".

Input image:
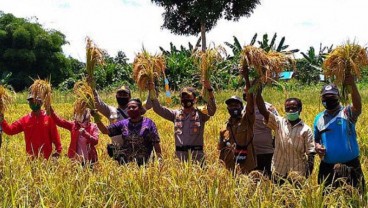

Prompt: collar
[
  {"left": 30, "top": 110, "right": 45, "bottom": 117},
  {"left": 323, "top": 105, "right": 343, "bottom": 117},
  {"left": 286, "top": 119, "right": 304, "bottom": 128}
]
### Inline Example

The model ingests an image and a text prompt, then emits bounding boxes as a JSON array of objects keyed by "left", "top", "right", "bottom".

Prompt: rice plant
[
  {"left": 323, "top": 42, "right": 368, "bottom": 102},
  {"left": 73, "top": 80, "right": 95, "bottom": 119},
  {"left": 0, "top": 85, "right": 13, "bottom": 114},
  {"left": 86, "top": 37, "right": 104, "bottom": 88},
  {"left": 29, "top": 78, "right": 52, "bottom": 114}
]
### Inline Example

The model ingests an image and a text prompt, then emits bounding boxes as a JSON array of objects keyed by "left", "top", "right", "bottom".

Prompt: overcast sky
[{"left": 1, "top": 0, "right": 367, "bottom": 62}]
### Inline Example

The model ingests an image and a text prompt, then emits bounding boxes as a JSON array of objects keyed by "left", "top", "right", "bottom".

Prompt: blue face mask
[{"left": 286, "top": 111, "right": 299, "bottom": 121}]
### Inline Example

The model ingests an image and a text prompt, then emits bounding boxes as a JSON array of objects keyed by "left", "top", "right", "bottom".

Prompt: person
[
  {"left": 242, "top": 87, "right": 279, "bottom": 177},
  {"left": 314, "top": 76, "right": 365, "bottom": 192},
  {"left": 93, "top": 85, "right": 131, "bottom": 145},
  {"left": 50, "top": 107, "right": 99, "bottom": 166},
  {"left": 94, "top": 98, "right": 162, "bottom": 166},
  {"left": 0, "top": 94, "right": 62, "bottom": 159},
  {"left": 256, "top": 89, "right": 315, "bottom": 184},
  {"left": 218, "top": 68, "right": 256, "bottom": 174},
  {"left": 148, "top": 80, "right": 216, "bottom": 163}
]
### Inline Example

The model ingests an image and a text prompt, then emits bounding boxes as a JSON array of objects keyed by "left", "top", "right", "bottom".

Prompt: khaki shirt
[
  {"left": 219, "top": 108, "right": 257, "bottom": 174},
  {"left": 151, "top": 97, "right": 216, "bottom": 162},
  {"left": 266, "top": 113, "right": 315, "bottom": 176}
]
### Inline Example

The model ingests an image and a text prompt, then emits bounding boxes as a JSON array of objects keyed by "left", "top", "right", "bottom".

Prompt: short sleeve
[{"left": 107, "top": 120, "right": 124, "bottom": 137}]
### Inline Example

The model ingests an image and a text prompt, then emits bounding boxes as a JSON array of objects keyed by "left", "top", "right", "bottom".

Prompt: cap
[
  {"left": 116, "top": 85, "right": 131, "bottom": 95},
  {"left": 180, "top": 87, "right": 196, "bottom": 97},
  {"left": 27, "top": 94, "right": 42, "bottom": 101},
  {"left": 225, "top": 96, "right": 243, "bottom": 105},
  {"left": 321, "top": 84, "right": 339, "bottom": 96}
]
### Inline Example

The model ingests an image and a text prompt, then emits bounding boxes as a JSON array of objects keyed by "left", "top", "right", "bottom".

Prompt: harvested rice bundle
[
  {"left": 29, "top": 79, "right": 52, "bottom": 114},
  {"left": 240, "top": 45, "right": 270, "bottom": 83},
  {"left": 133, "top": 50, "right": 166, "bottom": 100},
  {"left": 267, "top": 51, "right": 295, "bottom": 82},
  {"left": 0, "top": 85, "right": 13, "bottom": 114},
  {"left": 73, "top": 80, "right": 95, "bottom": 121},
  {"left": 193, "top": 46, "right": 224, "bottom": 102},
  {"left": 323, "top": 42, "right": 368, "bottom": 102},
  {"left": 86, "top": 37, "right": 104, "bottom": 88}
]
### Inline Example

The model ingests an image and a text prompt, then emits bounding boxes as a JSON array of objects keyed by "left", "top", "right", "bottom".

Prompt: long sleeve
[
  {"left": 151, "top": 97, "right": 176, "bottom": 122},
  {"left": 50, "top": 111, "right": 73, "bottom": 131},
  {"left": 49, "top": 118, "right": 62, "bottom": 153},
  {"left": 87, "top": 124, "right": 99, "bottom": 145},
  {"left": 304, "top": 128, "right": 315, "bottom": 154},
  {"left": 206, "top": 97, "right": 217, "bottom": 116},
  {"left": 93, "top": 90, "right": 113, "bottom": 119},
  {"left": 1, "top": 119, "right": 23, "bottom": 135}
]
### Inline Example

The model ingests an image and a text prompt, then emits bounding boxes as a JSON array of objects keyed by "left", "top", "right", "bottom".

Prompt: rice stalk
[
  {"left": 193, "top": 46, "right": 224, "bottom": 102},
  {"left": 133, "top": 50, "right": 166, "bottom": 99},
  {"left": 0, "top": 85, "right": 13, "bottom": 114},
  {"left": 73, "top": 80, "right": 95, "bottom": 119},
  {"left": 323, "top": 42, "right": 368, "bottom": 102},
  {"left": 29, "top": 78, "right": 52, "bottom": 114},
  {"left": 86, "top": 37, "right": 104, "bottom": 88}
]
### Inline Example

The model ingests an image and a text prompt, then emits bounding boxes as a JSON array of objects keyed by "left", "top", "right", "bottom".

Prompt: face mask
[
  {"left": 116, "top": 97, "right": 129, "bottom": 106},
  {"left": 286, "top": 111, "right": 300, "bottom": 121},
  {"left": 228, "top": 108, "right": 242, "bottom": 118},
  {"left": 181, "top": 99, "right": 194, "bottom": 109},
  {"left": 128, "top": 109, "right": 140, "bottom": 119},
  {"left": 322, "top": 99, "right": 339, "bottom": 110},
  {"left": 29, "top": 103, "right": 41, "bottom": 112},
  {"left": 242, "top": 93, "right": 247, "bottom": 101}
]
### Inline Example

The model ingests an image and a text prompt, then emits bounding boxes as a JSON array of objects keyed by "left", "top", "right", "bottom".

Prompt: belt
[{"left": 176, "top": 145, "right": 203, "bottom": 151}]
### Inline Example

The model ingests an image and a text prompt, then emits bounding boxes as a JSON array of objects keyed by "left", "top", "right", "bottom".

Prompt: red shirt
[
  {"left": 50, "top": 112, "right": 99, "bottom": 162},
  {"left": 1, "top": 111, "right": 62, "bottom": 159}
]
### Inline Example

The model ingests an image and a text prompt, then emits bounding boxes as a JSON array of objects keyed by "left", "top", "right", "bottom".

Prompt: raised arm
[
  {"left": 50, "top": 108, "right": 73, "bottom": 131},
  {"left": 91, "top": 111, "right": 109, "bottom": 135},
  {"left": 0, "top": 114, "right": 24, "bottom": 135},
  {"left": 345, "top": 74, "right": 361, "bottom": 115},
  {"left": 241, "top": 66, "right": 255, "bottom": 124},
  {"left": 148, "top": 83, "right": 176, "bottom": 122},
  {"left": 93, "top": 90, "right": 113, "bottom": 119},
  {"left": 255, "top": 86, "right": 270, "bottom": 123}
]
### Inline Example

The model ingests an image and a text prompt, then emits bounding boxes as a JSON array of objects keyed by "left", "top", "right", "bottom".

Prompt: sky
[{"left": 1, "top": 0, "right": 368, "bottom": 62}]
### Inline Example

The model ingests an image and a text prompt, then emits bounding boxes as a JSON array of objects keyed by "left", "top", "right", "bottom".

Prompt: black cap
[
  {"left": 225, "top": 96, "right": 243, "bottom": 105},
  {"left": 321, "top": 84, "right": 339, "bottom": 96},
  {"left": 116, "top": 85, "right": 131, "bottom": 95},
  {"left": 180, "top": 87, "right": 197, "bottom": 97}
]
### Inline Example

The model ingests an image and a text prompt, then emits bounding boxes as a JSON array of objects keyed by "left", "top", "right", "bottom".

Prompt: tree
[
  {"left": 152, "top": 0, "right": 260, "bottom": 51},
  {"left": 0, "top": 12, "right": 73, "bottom": 91}
]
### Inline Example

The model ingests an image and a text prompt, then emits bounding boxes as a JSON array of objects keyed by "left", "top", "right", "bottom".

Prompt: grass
[{"left": 1, "top": 85, "right": 368, "bottom": 207}]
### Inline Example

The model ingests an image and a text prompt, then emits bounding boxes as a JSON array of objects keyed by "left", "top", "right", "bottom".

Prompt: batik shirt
[{"left": 107, "top": 117, "right": 160, "bottom": 164}]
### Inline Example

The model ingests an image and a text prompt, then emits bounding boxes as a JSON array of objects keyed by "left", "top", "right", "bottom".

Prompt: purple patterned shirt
[{"left": 107, "top": 117, "right": 160, "bottom": 164}]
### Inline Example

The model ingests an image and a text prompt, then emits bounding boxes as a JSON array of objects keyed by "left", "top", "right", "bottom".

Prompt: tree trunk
[{"left": 200, "top": 22, "right": 206, "bottom": 52}]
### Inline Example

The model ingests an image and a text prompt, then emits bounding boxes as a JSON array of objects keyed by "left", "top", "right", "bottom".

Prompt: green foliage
[
  {"left": 152, "top": 0, "right": 261, "bottom": 50},
  {"left": 296, "top": 44, "right": 333, "bottom": 84},
  {"left": 0, "top": 12, "right": 73, "bottom": 91}
]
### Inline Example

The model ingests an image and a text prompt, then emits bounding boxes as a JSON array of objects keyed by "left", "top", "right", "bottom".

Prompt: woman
[
  {"left": 256, "top": 91, "right": 315, "bottom": 184},
  {"left": 94, "top": 98, "right": 162, "bottom": 166},
  {"left": 50, "top": 107, "right": 99, "bottom": 165}
]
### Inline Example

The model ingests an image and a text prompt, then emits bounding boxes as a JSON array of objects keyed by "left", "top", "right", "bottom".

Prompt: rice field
[{"left": 1, "top": 86, "right": 368, "bottom": 207}]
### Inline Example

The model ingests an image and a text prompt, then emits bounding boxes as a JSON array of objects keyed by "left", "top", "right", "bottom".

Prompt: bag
[{"left": 234, "top": 148, "right": 248, "bottom": 164}]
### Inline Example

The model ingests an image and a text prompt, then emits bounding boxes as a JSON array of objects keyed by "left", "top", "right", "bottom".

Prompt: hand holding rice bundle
[
  {"left": 133, "top": 50, "right": 166, "bottom": 100},
  {"left": 86, "top": 37, "right": 104, "bottom": 89},
  {"left": 193, "top": 46, "right": 224, "bottom": 102},
  {"left": 323, "top": 42, "right": 368, "bottom": 102},
  {"left": 240, "top": 45, "right": 294, "bottom": 94},
  {"left": 0, "top": 85, "right": 13, "bottom": 114},
  {"left": 73, "top": 80, "right": 95, "bottom": 122},
  {"left": 29, "top": 79, "right": 52, "bottom": 115}
]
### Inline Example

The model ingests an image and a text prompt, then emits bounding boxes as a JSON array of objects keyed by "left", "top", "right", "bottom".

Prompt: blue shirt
[{"left": 313, "top": 106, "right": 360, "bottom": 164}]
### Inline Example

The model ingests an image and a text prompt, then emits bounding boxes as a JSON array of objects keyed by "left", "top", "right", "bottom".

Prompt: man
[
  {"left": 0, "top": 94, "right": 61, "bottom": 159},
  {"left": 314, "top": 75, "right": 365, "bottom": 191},
  {"left": 242, "top": 87, "right": 278, "bottom": 177},
  {"left": 148, "top": 80, "right": 216, "bottom": 163},
  {"left": 93, "top": 85, "right": 131, "bottom": 146},
  {"left": 218, "top": 70, "right": 256, "bottom": 173},
  {"left": 256, "top": 90, "right": 315, "bottom": 183}
]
